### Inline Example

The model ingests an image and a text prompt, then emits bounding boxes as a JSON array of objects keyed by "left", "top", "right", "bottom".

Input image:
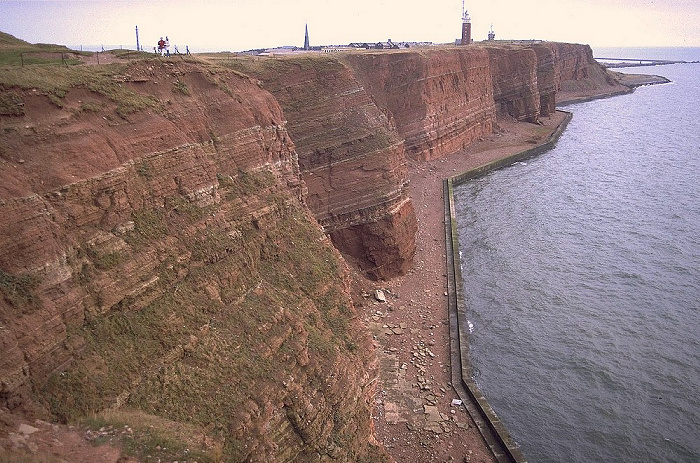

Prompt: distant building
[
  {"left": 461, "top": 1, "right": 472, "bottom": 45},
  {"left": 488, "top": 24, "right": 496, "bottom": 41},
  {"left": 348, "top": 41, "right": 430, "bottom": 50},
  {"left": 348, "top": 42, "right": 372, "bottom": 49},
  {"left": 321, "top": 46, "right": 355, "bottom": 53},
  {"left": 370, "top": 41, "right": 400, "bottom": 50},
  {"left": 304, "top": 24, "right": 310, "bottom": 51}
]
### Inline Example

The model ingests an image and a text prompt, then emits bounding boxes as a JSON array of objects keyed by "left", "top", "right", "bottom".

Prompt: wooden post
[{"left": 20, "top": 52, "right": 24, "bottom": 67}]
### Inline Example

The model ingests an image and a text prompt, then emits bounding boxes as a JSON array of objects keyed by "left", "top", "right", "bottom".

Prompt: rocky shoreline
[
  {"left": 352, "top": 70, "right": 670, "bottom": 463},
  {"left": 351, "top": 112, "right": 570, "bottom": 463}
]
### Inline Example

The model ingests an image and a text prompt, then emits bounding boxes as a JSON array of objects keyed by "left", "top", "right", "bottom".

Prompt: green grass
[
  {"left": 165, "top": 194, "right": 208, "bottom": 222},
  {"left": 0, "top": 449, "right": 65, "bottom": 463},
  {"left": 126, "top": 207, "right": 168, "bottom": 246},
  {"left": 135, "top": 160, "right": 153, "bottom": 179},
  {"left": 217, "top": 168, "right": 275, "bottom": 200},
  {"left": 172, "top": 79, "right": 191, "bottom": 96},
  {"left": 0, "top": 38, "right": 379, "bottom": 457},
  {"left": 0, "top": 31, "right": 29, "bottom": 47},
  {"left": 0, "top": 63, "right": 159, "bottom": 118},
  {"left": 81, "top": 410, "right": 221, "bottom": 462},
  {"left": 0, "top": 269, "right": 42, "bottom": 314},
  {"left": 0, "top": 90, "right": 24, "bottom": 115},
  {"left": 91, "top": 250, "right": 123, "bottom": 270},
  {"left": 0, "top": 32, "right": 98, "bottom": 67},
  {"left": 42, "top": 194, "right": 364, "bottom": 459},
  {"left": 0, "top": 49, "right": 84, "bottom": 67},
  {"left": 226, "top": 54, "right": 401, "bottom": 162},
  {"left": 224, "top": 54, "right": 344, "bottom": 81}
]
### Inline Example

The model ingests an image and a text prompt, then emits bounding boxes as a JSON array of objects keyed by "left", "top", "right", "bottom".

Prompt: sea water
[{"left": 453, "top": 49, "right": 700, "bottom": 463}]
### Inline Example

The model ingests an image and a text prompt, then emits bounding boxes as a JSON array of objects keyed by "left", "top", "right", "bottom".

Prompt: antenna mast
[
  {"left": 460, "top": 1, "right": 472, "bottom": 45},
  {"left": 462, "top": 0, "right": 471, "bottom": 23}
]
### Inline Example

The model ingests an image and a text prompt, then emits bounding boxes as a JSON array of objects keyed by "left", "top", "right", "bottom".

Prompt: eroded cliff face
[
  {"left": 228, "top": 56, "right": 417, "bottom": 280},
  {"left": 228, "top": 44, "right": 624, "bottom": 280},
  {"left": 485, "top": 45, "right": 542, "bottom": 122},
  {"left": 549, "top": 42, "right": 629, "bottom": 101},
  {"left": 484, "top": 42, "right": 628, "bottom": 122},
  {"left": 342, "top": 48, "right": 496, "bottom": 161},
  {"left": 0, "top": 60, "right": 387, "bottom": 462},
  {"left": 0, "top": 41, "right": 626, "bottom": 461},
  {"left": 229, "top": 48, "right": 496, "bottom": 279}
]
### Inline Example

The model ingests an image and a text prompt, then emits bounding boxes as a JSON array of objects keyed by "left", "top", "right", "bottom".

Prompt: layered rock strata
[
  {"left": 485, "top": 42, "right": 627, "bottom": 122},
  {"left": 484, "top": 45, "right": 542, "bottom": 122},
  {"left": 342, "top": 48, "right": 496, "bottom": 161},
  {"left": 0, "top": 60, "right": 387, "bottom": 462},
  {"left": 230, "top": 44, "right": 623, "bottom": 280},
  {"left": 0, "top": 41, "right": 628, "bottom": 461},
  {"left": 229, "top": 56, "right": 417, "bottom": 280}
]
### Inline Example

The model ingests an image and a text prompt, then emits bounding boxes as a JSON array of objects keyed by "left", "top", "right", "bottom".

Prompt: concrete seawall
[{"left": 443, "top": 110, "right": 573, "bottom": 463}]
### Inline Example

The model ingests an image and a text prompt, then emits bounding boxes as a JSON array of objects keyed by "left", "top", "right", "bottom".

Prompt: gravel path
[{"left": 353, "top": 112, "right": 568, "bottom": 463}]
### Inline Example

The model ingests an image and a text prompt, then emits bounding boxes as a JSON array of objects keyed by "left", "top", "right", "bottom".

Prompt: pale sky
[{"left": 1, "top": 0, "right": 699, "bottom": 52}]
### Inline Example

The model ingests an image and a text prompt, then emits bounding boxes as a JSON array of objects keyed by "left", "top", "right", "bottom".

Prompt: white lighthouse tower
[{"left": 461, "top": 1, "right": 472, "bottom": 45}]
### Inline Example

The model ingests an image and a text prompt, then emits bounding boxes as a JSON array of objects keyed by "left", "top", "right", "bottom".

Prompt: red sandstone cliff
[
  {"left": 341, "top": 48, "right": 496, "bottom": 161},
  {"left": 0, "top": 40, "right": 627, "bottom": 462},
  {"left": 484, "top": 42, "right": 627, "bottom": 123},
  {"left": 227, "top": 56, "right": 416, "bottom": 281},
  {"left": 0, "top": 59, "right": 387, "bottom": 462},
  {"left": 547, "top": 42, "right": 629, "bottom": 104},
  {"left": 229, "top": 44, "right": 624, "bottom": 280}
]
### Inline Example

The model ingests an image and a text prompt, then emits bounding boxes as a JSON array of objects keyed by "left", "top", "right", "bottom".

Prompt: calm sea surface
[{"left": 454, "top": 48, "right": 700, "bottom": 463}]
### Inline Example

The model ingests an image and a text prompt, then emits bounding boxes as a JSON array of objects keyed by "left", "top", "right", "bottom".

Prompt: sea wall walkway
[{"left": 443, "top": 110, "right": 573, "bottom": 463}]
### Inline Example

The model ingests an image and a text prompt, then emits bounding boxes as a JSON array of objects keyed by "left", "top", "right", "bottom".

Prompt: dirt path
[{"left": 352, "top": 112, "right": 568, "bottom": 463}]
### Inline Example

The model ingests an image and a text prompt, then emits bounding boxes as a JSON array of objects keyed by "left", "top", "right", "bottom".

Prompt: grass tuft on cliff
[
  {"left": 81, "top": 410, "right": 222, "bottom": 462},
  {"left": 0, "top": 31, "right": 88, "bottom": 66},
  {"left": 0, "top": 64, "right": 159, "bottom": 117},
  {"left": 1, "top": 37, "right": 385, "bottom": 461},
  {"left": 0, "top": 269, "right": 42, "bottom": 314}
]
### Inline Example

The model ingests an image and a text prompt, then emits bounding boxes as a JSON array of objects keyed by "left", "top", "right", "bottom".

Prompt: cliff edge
[
  {"left": 1, "top": 55, "right": 387, "bottom": 462},
  {"left": 226, "top": 42, "right": 625, "bottom": 282},
  {"left": 1, "top": 36, "right": 630, "bottom": 462}
]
